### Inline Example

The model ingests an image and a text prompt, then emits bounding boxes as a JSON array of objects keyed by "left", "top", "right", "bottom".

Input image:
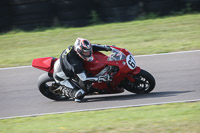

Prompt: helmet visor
[
  {"left": 77, "top": 48, "right": 93, "bottom": 61},
  {"left": 82, "top": 50, "right": 91, "bottom": 57}
]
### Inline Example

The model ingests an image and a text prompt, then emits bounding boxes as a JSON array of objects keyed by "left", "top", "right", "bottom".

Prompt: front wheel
[
  {"left": 37, "top": 73, "right": 69, "bottom": 101},
  {"left": 123, "top": 69, "right": 156, "bottom": 94}
]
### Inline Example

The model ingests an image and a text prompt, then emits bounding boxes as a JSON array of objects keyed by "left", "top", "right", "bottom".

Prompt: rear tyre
[
  {"left": 37, "top": 73, "right": 69, "bottom": 101},
  {"left": 123, "top": 69, "right": 156, "bottom": 94}
]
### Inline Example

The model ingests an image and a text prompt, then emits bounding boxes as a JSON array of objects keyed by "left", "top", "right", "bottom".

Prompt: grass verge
[
  {"left": 0, "top": 102, "right": 199, "bottom": 133},
  {"left": 0, "top": 14, "right": 200, "bottom": 68}
]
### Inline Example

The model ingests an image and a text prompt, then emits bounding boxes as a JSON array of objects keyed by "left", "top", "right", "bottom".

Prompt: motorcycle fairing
[{"left": 84, "top": 46, "right": 141, "bottom": 93}]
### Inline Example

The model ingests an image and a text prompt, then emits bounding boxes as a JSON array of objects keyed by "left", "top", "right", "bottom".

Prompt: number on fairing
[{"left": 126, "top": 55, "right": 136, "bottom": 70}]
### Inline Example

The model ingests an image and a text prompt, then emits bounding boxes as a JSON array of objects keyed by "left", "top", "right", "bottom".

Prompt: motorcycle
[{"left": 32, "top": 46, "right": 156, "bottom": 101}]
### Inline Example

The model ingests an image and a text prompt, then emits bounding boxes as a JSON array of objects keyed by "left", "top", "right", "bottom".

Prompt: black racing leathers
[{"left": 59, "top": 44, "right": 110, "bottom": 79}]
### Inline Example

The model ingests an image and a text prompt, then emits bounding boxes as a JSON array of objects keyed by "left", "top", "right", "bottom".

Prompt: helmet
[{"left": 74, "top": 38, "right": 93, "bottom": 61}]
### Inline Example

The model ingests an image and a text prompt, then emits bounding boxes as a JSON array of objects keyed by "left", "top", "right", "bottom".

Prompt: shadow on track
[{"left": 83, "top": 90, "right": 194, "bottom": 103}]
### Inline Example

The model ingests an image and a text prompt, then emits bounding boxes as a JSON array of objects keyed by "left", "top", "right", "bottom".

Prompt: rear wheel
[
  {"left": 37, "top": 73, "right": 69, "bottom": 101},
  {"left": 123, "top": 69, "right": 156, "bottom": 94}
]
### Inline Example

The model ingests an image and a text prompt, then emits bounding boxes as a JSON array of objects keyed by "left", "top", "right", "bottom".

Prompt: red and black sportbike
[{"left": 32, "top": 46, "right": 156, "bottom": 101}]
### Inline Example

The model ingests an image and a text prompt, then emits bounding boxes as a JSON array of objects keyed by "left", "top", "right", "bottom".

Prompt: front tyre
[
  {"left": 37, "top": 73, "right": 69, "bottom": 101},
  {"left": 123, "top": 69, "right": 156, "bottom": 94}
]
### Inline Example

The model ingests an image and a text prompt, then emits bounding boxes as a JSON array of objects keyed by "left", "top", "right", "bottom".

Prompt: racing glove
[{"left": 104, "top": 45, "right": 112, "bottom": 51}]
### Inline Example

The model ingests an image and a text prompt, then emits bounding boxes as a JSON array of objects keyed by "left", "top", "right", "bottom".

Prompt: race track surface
[{"left": 0, "top": 50, "right": 200, "bottom": 119}]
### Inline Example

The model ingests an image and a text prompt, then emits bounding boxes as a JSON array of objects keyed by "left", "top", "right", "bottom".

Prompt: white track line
[
  {"left": 0, "top": 50, "right": 200, "bottom": 71},
  {"left": 0, "top": 65, "right": 31, "bottom": 70},
  {"left": 134, "top": 49, "right": 200, "bottom": 57},
  {"left": 0, "top": 99, "right": 199, "bottom": 120}
]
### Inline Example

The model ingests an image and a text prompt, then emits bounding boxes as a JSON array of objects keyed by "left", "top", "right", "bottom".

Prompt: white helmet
[{"left": 74, "top": 38, "right": 93, "bottom": 61}]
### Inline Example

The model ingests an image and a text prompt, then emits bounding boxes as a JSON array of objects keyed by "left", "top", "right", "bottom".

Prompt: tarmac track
[{"left": 0, "top": 50, "right": 200, "bottom": 119}]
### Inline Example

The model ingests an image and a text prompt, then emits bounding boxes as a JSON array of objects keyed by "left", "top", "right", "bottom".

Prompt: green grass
[
  {"left": 0, "top": 14, "right": 200, "bottom": 68},
  {"left": 0, "top": 102, "right": 199, "bottom": 133}
]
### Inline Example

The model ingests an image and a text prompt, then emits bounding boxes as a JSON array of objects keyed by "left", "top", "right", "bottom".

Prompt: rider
[{"left": 53, "top": 38, "right": 112, "bottom": 102}]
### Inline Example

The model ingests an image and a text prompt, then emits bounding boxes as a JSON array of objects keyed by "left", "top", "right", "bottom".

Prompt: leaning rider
[{"left": 53, "top": 38, "right": 112, "bottom": 102}]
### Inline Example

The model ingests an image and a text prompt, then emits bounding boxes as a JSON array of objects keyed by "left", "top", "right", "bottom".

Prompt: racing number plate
[{"left": 126, "top": 54, "right": 136, "bottom": 70}]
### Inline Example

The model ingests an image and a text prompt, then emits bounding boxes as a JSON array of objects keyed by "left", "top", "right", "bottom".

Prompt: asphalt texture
[{"left": 0, "top": 51, "right": 200, "bottom": 119}]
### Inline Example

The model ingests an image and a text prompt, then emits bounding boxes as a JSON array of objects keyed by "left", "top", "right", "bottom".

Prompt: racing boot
[{"left": 70, "top": 88, "right": 85, "bottom": 102}]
